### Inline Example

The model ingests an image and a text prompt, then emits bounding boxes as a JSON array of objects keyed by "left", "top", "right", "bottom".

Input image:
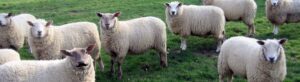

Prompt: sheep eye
[{"left": 81, "top": 49, "right": 86, "bottom": 53}]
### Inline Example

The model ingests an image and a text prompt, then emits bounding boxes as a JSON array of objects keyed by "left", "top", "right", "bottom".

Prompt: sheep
[
  {"left": 0, "top": 45, "right": 96, "bottom": 82},
  {"left": 165, "top": 1, "right": 226, "bottom": 52},
  {"left": 203, "top": 0, "right": 257, "bottom": 36},
  {"left": 0, "top": 49, "right": 20, "bottom": 64},
  {"left": 27, "top": 19, "right": 104, "bottom": 71},
  {"left": 96, "top": 12, "right": 168, "bottom": 79},
  {"left": 0, "top": 13, "right": 36, "bottom": 51},
  {"left": 218, "top": 36, "right": 287, "bottom": 82},
  {"left": 266, "top": 0, "right": 300, "bottom": 35}
]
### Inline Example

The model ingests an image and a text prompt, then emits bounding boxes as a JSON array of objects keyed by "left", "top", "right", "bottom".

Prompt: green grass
[{"left": 1, "top": 0, "right": 300, "bottom": 82}]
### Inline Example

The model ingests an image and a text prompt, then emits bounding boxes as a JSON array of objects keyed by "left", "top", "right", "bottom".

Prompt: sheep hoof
[
  {"left": 247, "top": 34, "right": 255, "bottom": 37},
  {"left": 180, "top": 46, "right": 186, "bottom": 51},
  {"left": 118, "top": 75, "right": 122, "bottom": 80},
  {"left": 216, "top": 48, "right": 220, "bottom": 53},
  {"left": 160, "top": 61, "right": 168, "bottom": 68},
  {"left": 273, "top": 29, "right": 279, "bottom": 35}
]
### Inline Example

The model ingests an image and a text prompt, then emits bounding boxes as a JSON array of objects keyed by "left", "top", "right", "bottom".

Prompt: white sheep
[
  {"left": 203, "top": 0, "right": 257, "bottom": 36},
  {"left": 0, "top": 45, "right": 96, "bottom": 82},
  {"left": 0, "top": 49, "right": 20, "bottom": 64},
  {"left": 96, "top": 12, "right": 168, "bottom": 79},
  {"left": 266, "top": 0, "right": 300, "bottom": 35},
  {"left": 27, "top": 19, "right": 104, "bottom": 71},
  {"left": 218, "top": 36, "right": 287, "bottom": 82},
  {"left": 0, "top": 13, "right": 36, "bottom": 51},
  {"left": 165, "top": 1, "right": 226, "bottom": 52}
]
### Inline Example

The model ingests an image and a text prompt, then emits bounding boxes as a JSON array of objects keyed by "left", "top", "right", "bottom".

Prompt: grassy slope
[{"left": 1, "top": 0, "right": 300, "bottom": 82}]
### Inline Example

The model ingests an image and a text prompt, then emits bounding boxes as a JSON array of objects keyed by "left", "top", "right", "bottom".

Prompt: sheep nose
[
  {"left": 272, "top": 3, "right": 277, "bottom": 6},
  {"left": 105, "top": 24, "right": 110, "bottom": 28},
  {"left": 171, "top": 11, "right": 175, "bottom": 15},
  {"left": 77, "top": 62, "right": 87, "bottom": 67},
  {"left": 37, "top": 31, "right": 42, "bottom": 35},
  {"left": 269, "top": 57, "right": 275, "bottom": 61}
]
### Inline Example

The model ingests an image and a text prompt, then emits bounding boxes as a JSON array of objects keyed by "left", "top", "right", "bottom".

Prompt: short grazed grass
[{"left": 1, "top": 0, "right": 299, "bottom": 81}]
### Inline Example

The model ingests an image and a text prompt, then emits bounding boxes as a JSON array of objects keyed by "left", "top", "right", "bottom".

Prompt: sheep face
[
  {"left": 27, "top": 20, "right": 51, "bottom": 38},
  {"left": 165, "top": 1, "right": 182, "bottom": 16},
  {"left": 257, "top": 39, "right": 287, "bottom": 63},
  {"left": 61, "top": 44, "right": 95, "bottom": 70},
  {"left": 97, "top": 12, "right": 120, "bottom": 30},
  {"left": 0, "top": 13, "right": 13, "bottom": 27},
  {"left": 270, "top": 0, "right": 280, "bottom": 7}
]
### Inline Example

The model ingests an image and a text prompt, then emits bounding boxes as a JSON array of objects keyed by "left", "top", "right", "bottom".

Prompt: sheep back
[
  {"left": 102, "top": 16, "right": 166, "bottom": 55},
  {"left": 0, "top": 57, "right": 95, "bottom": 82},
  {"left": 266, "top": 0, "right": 300, "bottom": 25},
  {"left": 166, "top": 5, "right": 225, "bottom": 37},
  {"left": 219, "top": 36, "right": 286, "bottom": 81},
  {"left": 0, "top": 14, "right": 36, "bottom": 50},
  {"left": 0, "top": 49, "right": 20, "bottom": 64},
  {"left": 204, "top": 0, "right": 257, "bottom": 21}
]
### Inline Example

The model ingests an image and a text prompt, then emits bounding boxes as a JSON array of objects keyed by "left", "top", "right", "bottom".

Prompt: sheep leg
[
  {"left": 216, "top": 33, "right": 224, "bottom": 52},
  {"left": 273, "top": 25, "right": 279, "bottom": 35},
  {"left": 97, "top": 56, "right": 105, "bottom": 72},
  {"left": 227, "top": 74, "right": 233, "bottom": 82},
  {"left": 117, "top": 57, "right": 125, "bottom": 80},
  {"left": 180, "top": 37, "right": 187, "bottom": 51},
  {"left": 110, "top": 57, "right": 116, "bottom": 77},
  {"left": 219, "top": 75, "right": 225, "bottom": 82},
  {"left": 159, "top": 50, "right": 168, "bottom": 67},
  {"left": 247, "top": 24, "right": 255, "bottom": 37}
]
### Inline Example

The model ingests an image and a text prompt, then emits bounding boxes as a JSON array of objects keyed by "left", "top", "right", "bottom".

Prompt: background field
[{"left": 1, "top": 0, "right": 300, "bottom": 82}]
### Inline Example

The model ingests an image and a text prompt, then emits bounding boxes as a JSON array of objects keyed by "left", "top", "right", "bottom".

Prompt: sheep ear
[
  {"left": 257, "top": 40, "right": 265, "bottom": 45},
  {"left": 96, "top": 12, "right": 102, "bottom": 17},
  {"left": 165, "top": 3, "right": 170, "bottom": 7},
  {"left": 6, "top": 13, "right": 13, "bottom": 18},
  {"left": 27, "top": 21, "right": 34, "bottom": 27},
  {"left": 86, "top": 44, "right": 96, "bottom": 54},
  {"left": 114, "top": 12, "right": 121, "bottom": 17},
  {"left": 61, "top": 50, "right": 72, "bottom": 56},
  {"left": 46, "top": 20, "right": 53, "bottom": 27},
  {"left": 178, "top": 3, "right": 182, "bottom": 7},
  {"left": 279, "top": 38, "right": 287, "bottom": 45}
]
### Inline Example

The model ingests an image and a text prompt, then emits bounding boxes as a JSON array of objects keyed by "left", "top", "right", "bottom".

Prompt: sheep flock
[{"left": 1, "top": 0, "right": 298, "bottom": 81}]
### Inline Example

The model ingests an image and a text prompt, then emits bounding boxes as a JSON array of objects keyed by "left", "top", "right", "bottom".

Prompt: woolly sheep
[
  {"left": 27, "top": 19, "right": 104, "bottom": 71},
  {"left": 96, "top": 12, "right": 168, "bottom": 79},
  {"left": 0, "top": 45, "right": 96, "bottom": 82},
  {"left": 0, "top": 49, "right": 20, "bottom": 64},
  {"left": 218, "top": 36, "right": 287, "bottom": 82},
  {"left": 165, "top": 1, "right": 226, "bottom": 52},
  {"left": 266, "top": 0, "right": 300, "bottom": 35},
  {"left": 203, "top": 0, "right": 257, "bottom": 36},
  {"left": 0, "top": 13, "right": 36, "bottom": 51}
]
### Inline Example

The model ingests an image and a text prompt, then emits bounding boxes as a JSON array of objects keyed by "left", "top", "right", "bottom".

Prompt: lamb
[
  {"left": 96, "top": 12, "right": 168, "bottom": 79},
  {"left": 218, "top": 36, "right": 287, "bottom": 82},
  {"left": 165, "top": 1, "right": 226, "bottom": 52},
  {"left": 203, "top": 0, "right": 257, "bottom": 36},
  {"left": 266, "top": 0, "right": 300, "bottom": 35},
  {"left": 27, "top": 19, "right": 104, "bottom": 71},
  {"left": 0, "top": 13, "right": 36, "bottom": 51},
  {"left": 0, "top": 49, "right": 21, "bottom": 64},
  {"left": 0, "top": 45, "right": 96, "bottom": 82}
]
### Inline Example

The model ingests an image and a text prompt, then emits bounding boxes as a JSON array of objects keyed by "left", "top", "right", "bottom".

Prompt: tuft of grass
[{"left": 1, "top": 0, "right": 299, "bottom": 81}]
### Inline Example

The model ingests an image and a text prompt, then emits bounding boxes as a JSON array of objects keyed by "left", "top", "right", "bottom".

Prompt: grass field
[{"left": 1, "top": 0, "right": 300, "bottom": 82}]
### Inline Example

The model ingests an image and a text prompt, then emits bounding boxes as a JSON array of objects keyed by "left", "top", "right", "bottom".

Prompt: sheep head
[
  {"left": 61, "top": 44, "right": 95, "bottom": 70},
  {"left": 165, "top": 1, "right": 183, "bottom": 17},
  {"left": 257, "top": 38, "right": 287, "bottom": 63},
  {"left": 0, "top": 13, "right": 13, "bottom": 27},
  {"left": 27, "top": 19, "right": 52, "bottom": 39},
  {"left": 96, "top": 12, "right": 120, "bottom": 30}
]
